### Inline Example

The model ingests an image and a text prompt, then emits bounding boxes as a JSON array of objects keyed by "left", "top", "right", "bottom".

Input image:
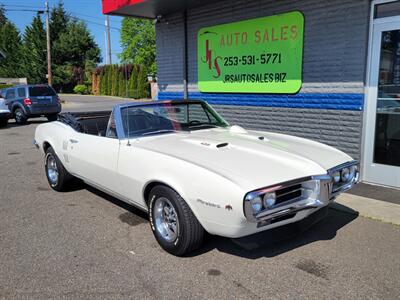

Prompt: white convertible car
[{"left": 34, "top": 100, "right": 359, "bottom": 255}]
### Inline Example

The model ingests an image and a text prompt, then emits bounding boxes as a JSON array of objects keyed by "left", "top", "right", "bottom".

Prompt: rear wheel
[
  {"left": 14, "top": 108, "right": 27, "bottom": 124},
  {"left": 149, "top": 185, "right": 204, "bottom": 256},
  {"left": 46, "top": 114, "right": 58, "bottom": 122},
  {"left": 45, "top": 146, "right": 73, "bottom": 191}
]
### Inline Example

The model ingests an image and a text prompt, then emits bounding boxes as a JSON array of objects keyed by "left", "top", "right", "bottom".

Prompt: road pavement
[
  {"left": 59, "top": 94, "right": 143, "bottom": 112},
  {"left": 0, "top": 97, "right": 399, "bottom": 299}
]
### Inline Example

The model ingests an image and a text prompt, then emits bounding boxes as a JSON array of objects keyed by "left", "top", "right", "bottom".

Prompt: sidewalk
[{"left": 334, "top": 190, "right": 400, "bottom": 226}]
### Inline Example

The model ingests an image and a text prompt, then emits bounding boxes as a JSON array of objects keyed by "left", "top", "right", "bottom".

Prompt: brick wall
[{"left": 156, "top": 0, "right": 370, "bottom": 159}]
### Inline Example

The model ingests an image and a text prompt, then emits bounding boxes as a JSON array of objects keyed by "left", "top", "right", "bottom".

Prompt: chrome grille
[{"left": 275, "top": 184, "right": 303, "bottom": 205}]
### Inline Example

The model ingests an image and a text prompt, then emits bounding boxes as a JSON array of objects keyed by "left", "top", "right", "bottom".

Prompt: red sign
[{"left": 102, "top": 0, "right": 144, "bottom": 14}]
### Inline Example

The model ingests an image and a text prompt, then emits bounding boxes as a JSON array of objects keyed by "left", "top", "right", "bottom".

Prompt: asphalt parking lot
[{"left": 1, "top": 95, "right": 399, "bottom": 299}]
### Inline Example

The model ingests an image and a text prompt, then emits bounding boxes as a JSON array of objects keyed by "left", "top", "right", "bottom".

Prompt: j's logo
[{"left": 200, "top": 36, "right": 221, "bottom": 79}]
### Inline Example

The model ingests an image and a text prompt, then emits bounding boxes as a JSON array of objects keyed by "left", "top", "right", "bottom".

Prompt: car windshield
[
  {"left": 121, "top": 101, "right": 229, "bottom": 138},
  {"left": 29, "top": 86, "right": 56, "bottom": 96}
]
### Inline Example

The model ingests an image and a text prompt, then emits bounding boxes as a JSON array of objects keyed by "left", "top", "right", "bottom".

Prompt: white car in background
[
  {"left": 34, "top": 100, "right": 359, "bottom": 256},
  {"left": 0, "top": 92, "right": 11, "bottom": 127}
]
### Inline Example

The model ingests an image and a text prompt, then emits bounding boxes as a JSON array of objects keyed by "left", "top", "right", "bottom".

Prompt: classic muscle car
[{"left": 34, "top": 100, "right": 359, "bottom": 255}]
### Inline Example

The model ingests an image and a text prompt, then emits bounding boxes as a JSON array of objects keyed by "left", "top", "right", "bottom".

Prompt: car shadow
[
  {"left": 190, "top": 204, "right": 358, "bottom": 259},
  {"left": 81, "top": 184, "right": 359, "bottom": 259},
  {"left": 85, "top": 185, "right": 149, "bottom": 221}
]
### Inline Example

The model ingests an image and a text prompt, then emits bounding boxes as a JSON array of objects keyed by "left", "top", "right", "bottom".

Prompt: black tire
[
  {"left": 45, "top": 146, "right": 73, "bottom": 192},
  {"left": 14, "top": 108, "right": 27, "bottom": 124},
  {"left": 46, "top": 114, "right": 58, "bottom": 122},
  {"left": 149, "top": 185, "right": 204, "bottom": 256},
  {"left": 0, "top": 118, "right": 8, "bottom": 128}
]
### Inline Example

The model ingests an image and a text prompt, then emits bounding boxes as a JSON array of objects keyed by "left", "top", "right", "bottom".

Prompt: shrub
[
  {"left": 137, "top": 65, "right": 150, "bottom": 99},
  {"left": 73, "top": 84, "right": 87, "bottom": 94},
  {"left": 0, "top": 84, "right": 13, "bottom": 90}
]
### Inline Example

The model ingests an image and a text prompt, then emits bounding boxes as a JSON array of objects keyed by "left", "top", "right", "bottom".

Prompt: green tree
[
  {"left": 111, "top": 65, "right": 118, "bottom": 96},
  {"left": 49, "top": 2, "right": 101, "bottom": 92},
  {"left": 23, "top": 13, "right": 47, "bottom": 84},
  {"left": 119, "top": 18, "right": 156, "bottom": 74},
  {"left": 118, "top": 70, "right": 126, "bottom": 97},
  {"left": 137, "top": 65, "right": 149, "bottom": 98},
  {"left": 50, "top": 2, "right": 69, "bottom": 50},
  {"left": 0, "top": 7, "right": 25, "bottom": 77},
  {"left": 53, "top": 21, "right": 100, "bottom": 68},
  {"left": 99, "top": 72, "right": 105, "bottom": 95},
  {"left": 105, "top": 65, "right": 112, "bottom": 95},
  {"left": 128, "top": 65, "right": 138, "bottom": 98}
]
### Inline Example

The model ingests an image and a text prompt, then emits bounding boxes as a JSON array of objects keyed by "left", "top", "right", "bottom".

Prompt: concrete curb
[
  {"left": 333, "top": 193, "right": 400, "bottom": 226},
  {"left": 59, "top": 94, "right": 124, "bottom": 100}
]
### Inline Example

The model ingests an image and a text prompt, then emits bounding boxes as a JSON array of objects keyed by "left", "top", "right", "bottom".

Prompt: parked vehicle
[
  {"left": 3, "top": 84, "right": 61, "bottom": 124},
  {"left": 34, "top": 100, "right": 359, "bottom": 256},
  {"left": 0, "top": 93, "right": 11, "bottom": 127}
]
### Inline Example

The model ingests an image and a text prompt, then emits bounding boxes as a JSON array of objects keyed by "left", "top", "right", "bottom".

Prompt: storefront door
[{"left": 364, "top": 19, "right": 400, "bottom": 187}]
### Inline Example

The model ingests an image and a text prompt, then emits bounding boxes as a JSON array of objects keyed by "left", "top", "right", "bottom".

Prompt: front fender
[{"left": 117, "top": 146, "right": 248, "bottom": 235}]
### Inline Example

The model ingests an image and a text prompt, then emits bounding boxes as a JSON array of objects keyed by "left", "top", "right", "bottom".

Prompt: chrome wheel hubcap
[
  {"left": 46, "top": 154, "right": 59, "bottom": 186},
  {"left": 154, "top": 197, "right": 179, "bottom": 242}
]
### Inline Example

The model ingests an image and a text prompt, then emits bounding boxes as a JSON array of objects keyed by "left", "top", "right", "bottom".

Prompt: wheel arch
[
  {"left": 42, "top": 141, "right": 52, "bottom": 153},
  {"left": 143, "top": 180, "right": 179, "bottom": 208},
  {"left": 11, "top": 103, "right": 27, "bottom": 115},
  {"left": 142, "top": 179, "right": 211, "bottom": 234}
]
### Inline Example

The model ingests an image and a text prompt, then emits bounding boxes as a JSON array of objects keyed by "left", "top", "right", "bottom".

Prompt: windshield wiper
[
  {"left": 140, "top": 129, "right": 177, "bottom": 136},
  {"left": 188, "top": 123, "right": 219, "bottom": 129}
]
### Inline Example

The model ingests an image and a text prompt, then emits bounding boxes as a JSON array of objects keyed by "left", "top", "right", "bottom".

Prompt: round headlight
[
  {"left": 349, "top": 165, "right": 357, "bottom": 181},
  {"left": 333, "top": 171, "right": 341, "bottom": 183},
  {"left": 263, "top": 192, "right": 276, "bottom": 208},
  {"left": 341, "top": 168, "right": 350, "bottom": 182},
  {"left": 251, "top": 196, "right": 263, "bottom": 214}
]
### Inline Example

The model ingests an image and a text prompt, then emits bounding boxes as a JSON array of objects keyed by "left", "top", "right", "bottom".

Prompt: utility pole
[
  {"left": 105, "top": 15, "right": 112, "bottom": 65},
  {"left": 45, "top": 0, "right": 52, "bottom": 86}
]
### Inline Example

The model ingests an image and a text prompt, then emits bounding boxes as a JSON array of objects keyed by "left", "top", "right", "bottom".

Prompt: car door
[
  {"left": 67, "top": 131, "right": 123, "bottom": 195},
  {"left": 5, "top": 88, "right": 16, "bottom": 109}
]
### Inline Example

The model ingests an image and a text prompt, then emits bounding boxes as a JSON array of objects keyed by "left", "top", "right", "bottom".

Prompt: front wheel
[
  {"left": 45, "top": 146, "right": 73, "bottom": 191},
  {"left": 149, "top": 185, "right": 204, "bottom": 256},
  {"left": 14, "top": 108, "right": 27, "bottom": 124}
]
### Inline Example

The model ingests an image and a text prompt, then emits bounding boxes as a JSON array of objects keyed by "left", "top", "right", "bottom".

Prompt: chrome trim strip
[
  {"left": 113, "top": 106, "right": 126, "bottom": 140},
  {"left": 328, "top": 160, "right": 359, "bottom": 173}
]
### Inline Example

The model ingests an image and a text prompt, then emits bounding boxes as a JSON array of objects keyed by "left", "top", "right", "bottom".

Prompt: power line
[
  {"left": 1, "top": 4, "right": 44, "bottom": 9},
  {"left": 69, "top": 11, "right": 122, "bottom": 23},
  {"left": 4, "top": 9, "right": 44, "bottom": 13},
  {"left": 70, "top": 15, "right": 121, "bottom": 31},
  {"left": 2, "top": 7, "right": 121, "bottom": 31}
]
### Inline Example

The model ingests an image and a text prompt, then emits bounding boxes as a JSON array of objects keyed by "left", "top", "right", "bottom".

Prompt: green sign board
[{"left": 197, "top": 11, "right": 304, "bottom": 94}]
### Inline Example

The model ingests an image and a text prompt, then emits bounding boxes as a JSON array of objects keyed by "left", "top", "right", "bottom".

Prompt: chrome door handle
[{"left": 69, "top": 139, "right": 79, "bottom": 144}]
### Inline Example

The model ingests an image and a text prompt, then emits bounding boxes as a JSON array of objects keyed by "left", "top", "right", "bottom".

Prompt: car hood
[{"left": 135, "top": 126, "right": 353, "bottom": 191}]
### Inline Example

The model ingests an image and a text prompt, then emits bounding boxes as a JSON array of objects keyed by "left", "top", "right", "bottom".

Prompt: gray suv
[{"left": 3, "top": 84, "right": 61, "bottom": 124}]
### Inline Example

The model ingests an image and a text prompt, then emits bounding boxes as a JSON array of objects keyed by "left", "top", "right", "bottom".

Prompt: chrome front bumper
[
  {"left": 33, "top": 139, "right": 39, "bottom": 149},
  {"left": 243, "top": 161, "right": 359, "bottom": 226}
]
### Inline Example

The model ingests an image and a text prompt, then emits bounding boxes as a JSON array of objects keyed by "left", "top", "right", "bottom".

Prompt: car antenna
[{"left": 126, "top": 105, "right": 131, "bottom": 146}]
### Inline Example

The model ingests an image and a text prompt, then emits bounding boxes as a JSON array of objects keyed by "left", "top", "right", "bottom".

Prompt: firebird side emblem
[{"left": 197, "top": 199, "right": 221, "bottom": 208}]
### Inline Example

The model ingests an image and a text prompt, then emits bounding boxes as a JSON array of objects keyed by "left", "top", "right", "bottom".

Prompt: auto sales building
[{"left": 103, "top": 0, "right": 400, "bottom": 188}]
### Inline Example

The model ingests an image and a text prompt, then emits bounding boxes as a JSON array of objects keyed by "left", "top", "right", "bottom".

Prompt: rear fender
[{"left": 11, "top": 102, "right": 28, "bottom": 116}]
